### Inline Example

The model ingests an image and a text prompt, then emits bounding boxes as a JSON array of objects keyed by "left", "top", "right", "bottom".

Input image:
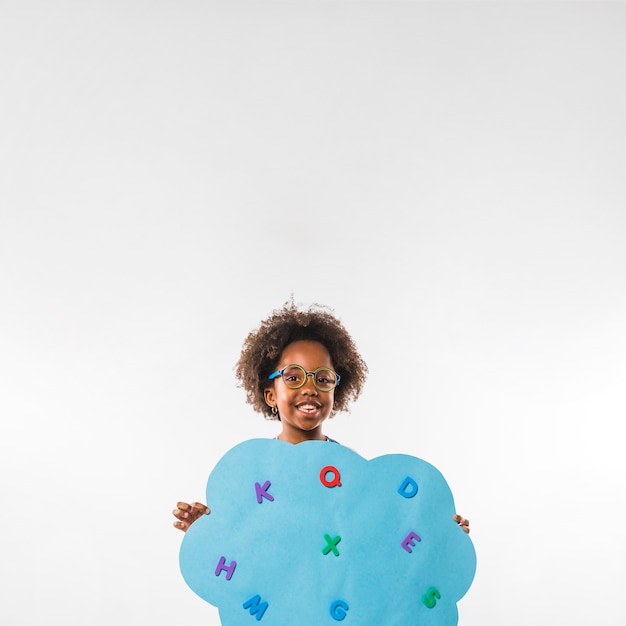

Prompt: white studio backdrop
[{"left": 1, "top": 2, "right": 625, "bottom": 625}]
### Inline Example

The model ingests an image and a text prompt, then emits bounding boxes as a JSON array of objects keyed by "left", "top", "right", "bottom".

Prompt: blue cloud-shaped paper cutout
[{"left": 179, "top": 439, "right": 476, "bottom": 625}]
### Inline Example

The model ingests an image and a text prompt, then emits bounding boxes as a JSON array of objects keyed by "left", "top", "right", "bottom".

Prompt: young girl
[{"left": 172, "top": 301, "right": 469, "bottom": 533}]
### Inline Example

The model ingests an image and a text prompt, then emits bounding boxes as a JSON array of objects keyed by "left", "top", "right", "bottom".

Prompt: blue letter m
[{"left": 243, "top": 594, "right": 269, "bottom": 621}]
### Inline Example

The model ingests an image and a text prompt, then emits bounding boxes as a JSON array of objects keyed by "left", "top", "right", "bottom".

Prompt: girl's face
[{"left": 264, "top": 340, "right": 335, "bottom": 442}]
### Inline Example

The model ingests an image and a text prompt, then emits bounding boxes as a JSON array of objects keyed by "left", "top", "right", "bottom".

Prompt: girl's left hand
[{"left": 453, "top": 514, "right": 470, "bottom": 533}]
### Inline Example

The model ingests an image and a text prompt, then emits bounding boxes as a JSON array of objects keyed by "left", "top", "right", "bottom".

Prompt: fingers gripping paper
[{"left": 179, "top": 439, "right": 476, "bottom": 626}]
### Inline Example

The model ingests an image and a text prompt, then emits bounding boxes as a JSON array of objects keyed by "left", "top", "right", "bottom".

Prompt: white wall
[{"left": 1, "top": 2, "right": 624, "bottom": 625}]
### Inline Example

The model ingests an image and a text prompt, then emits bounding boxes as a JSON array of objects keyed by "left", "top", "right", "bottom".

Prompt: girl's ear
[{"left": 264, "top": 387, "right": 276, "bottom": 408}]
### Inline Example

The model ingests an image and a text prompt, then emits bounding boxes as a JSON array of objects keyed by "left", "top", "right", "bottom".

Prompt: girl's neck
[{"left": 277, "top": 429, "right": 328, "bottom": 445}]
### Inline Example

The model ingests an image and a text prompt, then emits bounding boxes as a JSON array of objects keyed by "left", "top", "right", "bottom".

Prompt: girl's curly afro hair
[{"left": 235, "top": 300, "right": 368, "bottom": 420}]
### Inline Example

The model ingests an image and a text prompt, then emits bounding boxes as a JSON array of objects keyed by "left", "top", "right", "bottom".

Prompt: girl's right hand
[{"left": 173, "top": 501, "right": 210, "bottom": 532}]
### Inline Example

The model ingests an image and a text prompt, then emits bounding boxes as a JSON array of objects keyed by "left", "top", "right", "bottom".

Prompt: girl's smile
[{"left": 295, "top": 401, "right": 322, "bottom": 415}]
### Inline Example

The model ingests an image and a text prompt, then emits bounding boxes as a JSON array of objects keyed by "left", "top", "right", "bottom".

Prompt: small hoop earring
[{"left": 271, "top": 405, "right": 278, "bottom": 415}]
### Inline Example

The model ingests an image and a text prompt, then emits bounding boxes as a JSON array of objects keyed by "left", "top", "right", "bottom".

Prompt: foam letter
[
  {"left": 255, "top": 480, "right": 274, "bottom": 504},
  {"left": 322, "top": 533, "right": 342, "bottom": 557},
  {"left": 243, "top": 594, "right": 269, "bottom": 621},
  {"left": 214, "top": 556, "right": 237, "bottom": 581},
  {"left": 320, "top": 465, "right": 342, "bottom": 488},
  {"left": 397, "top": 476, "right": 418, "bottom": 498},
  {"left": 330, "top": 600, "right": 349, "bottom": 621},
  {"left": 401, "top": 531, "right": 421, "bottom": 553},
  {"left": 422, "top": 587, "right": 441, "bottom": 609}
]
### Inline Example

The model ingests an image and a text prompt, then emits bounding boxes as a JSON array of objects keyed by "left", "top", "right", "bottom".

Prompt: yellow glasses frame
[{"left": 267, "top": 364, "right": 341, "bottom": 391}]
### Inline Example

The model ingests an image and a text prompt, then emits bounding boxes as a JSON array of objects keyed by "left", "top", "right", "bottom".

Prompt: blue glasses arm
[{"left": 268, "top": 370, "right": 282, "bottom": 381}]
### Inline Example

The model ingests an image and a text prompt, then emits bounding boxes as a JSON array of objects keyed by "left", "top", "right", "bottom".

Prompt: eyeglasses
[{"left": 268, "top": 364, "right": 341, "bottom": 392}]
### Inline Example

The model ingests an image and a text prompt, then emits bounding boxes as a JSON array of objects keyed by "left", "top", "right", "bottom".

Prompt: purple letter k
[{"left": 255, "top": 480, "right": 274, "bottom": 504}]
